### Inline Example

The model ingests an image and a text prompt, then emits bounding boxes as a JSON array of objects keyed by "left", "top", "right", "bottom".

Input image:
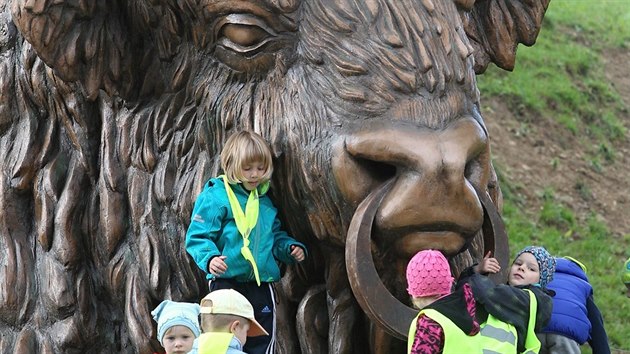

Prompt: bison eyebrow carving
[{"left": 300, "top": 0, "right": 476, "bottom": 100}]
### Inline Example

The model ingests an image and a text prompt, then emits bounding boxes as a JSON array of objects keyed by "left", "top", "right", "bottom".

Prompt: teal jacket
[{"left": 186, "top": 177, "right": 306, "bottom": 282}]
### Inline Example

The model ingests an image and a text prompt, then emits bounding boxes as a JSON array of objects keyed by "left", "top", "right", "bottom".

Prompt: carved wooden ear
[
  {"left": 11, "top": 1, "right": 130, "bottom": 100},
  {"left": 459, "top": 0, "right": 551, "bottom": 73},
  {"left": 10, "top": 1, "right": 182, "bottom": 101}
]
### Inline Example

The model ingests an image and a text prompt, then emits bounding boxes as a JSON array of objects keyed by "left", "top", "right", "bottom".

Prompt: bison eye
[
  {"left": 213, "top": 14, "right": 294, "bottom": 73},
  {"left": 222, "top": 24, "right": 269, "bottom": 48}
]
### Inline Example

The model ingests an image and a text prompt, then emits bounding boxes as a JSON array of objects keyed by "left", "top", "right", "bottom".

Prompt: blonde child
[
  {"left": 151, "top": 300, "right": 201, "bottom": 354},
  {"left": 198, "top": 289, "right": 268, "bottom": 354},
  {"left": 186, "top": 130, "right": 307, "bottom": 354},
  {"left": 407, "top": 246, "right": 556, "bottom": 354}
]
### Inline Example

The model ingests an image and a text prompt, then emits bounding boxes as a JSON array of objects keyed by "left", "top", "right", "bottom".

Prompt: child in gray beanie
[
  {"left": 511, "top": 246, "right": 557, "bottom": 288},
  {"left": 469, "top": 246, "right": 556, "bottom": 352}
]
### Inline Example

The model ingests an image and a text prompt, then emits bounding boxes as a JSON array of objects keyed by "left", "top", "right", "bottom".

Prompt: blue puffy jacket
[
  {"left": 542, "top": 257, "right": 611, "bottom": 354},
  {"left": 542, "top": 258, "right": 592, "bottom": 343}
]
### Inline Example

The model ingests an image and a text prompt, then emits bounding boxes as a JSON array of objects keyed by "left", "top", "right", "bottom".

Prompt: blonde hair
[
  {"left": 220, "top": 131, "right": 273, "bottom": 184},
  {"left": 200, "top": 312, "right": 247, "bottom": 333}
]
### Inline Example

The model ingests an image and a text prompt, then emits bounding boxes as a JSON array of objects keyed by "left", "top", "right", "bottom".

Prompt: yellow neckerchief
[
  {"left": 198, "top": 332, "right": 234, "bottom": 354},
  {"left": 222, "top": 175, "right": 261, "bottom": 286}
]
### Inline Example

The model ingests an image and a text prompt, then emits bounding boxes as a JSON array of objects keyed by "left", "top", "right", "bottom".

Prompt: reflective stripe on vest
[
  {"left": 522, "top": 289, "right": 541, "bottom": 354},
  {"left": 477, "top": 312, "right": 518, "bottom": 353},
  {"left": 407, "top": 289, "right": 540, "bottom": 354},
  {"left": 407, "top": 313, "right": 418, "bottom": 353},
  {"left": 198, "top": 332, "right": 234, "bottom": 354}
]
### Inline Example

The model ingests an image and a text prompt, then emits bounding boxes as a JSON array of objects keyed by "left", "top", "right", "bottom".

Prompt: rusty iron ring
[{"left": 345, "top": 180, "right": 509, "bottom": 340}]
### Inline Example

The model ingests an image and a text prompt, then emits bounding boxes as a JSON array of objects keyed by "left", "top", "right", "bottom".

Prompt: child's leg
[
  {"left": 208, "top": 280, "right": 275, "bottom": 354},
  {"left": 240, "top": 282, "right": 275, "bottom": 354},
  {"left": 208, "top": 278, "right": 233, "bottom": 292},
  {"left": 538, "top": 333, "right": 580, "bottom": 354}
]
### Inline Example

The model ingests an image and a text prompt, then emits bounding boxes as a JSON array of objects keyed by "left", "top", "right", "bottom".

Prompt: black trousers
[{"left": 209, "top": 278, "right": 275, "bottom": 354}]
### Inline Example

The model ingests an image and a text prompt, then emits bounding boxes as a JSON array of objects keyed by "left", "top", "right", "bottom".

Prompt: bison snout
[{"left": 333, "top": 117, "right": 491, "bottom": 256}]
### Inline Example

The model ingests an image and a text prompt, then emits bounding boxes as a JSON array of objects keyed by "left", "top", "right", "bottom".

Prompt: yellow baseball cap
[{"left": 200, "top": 289, "right": 269, "bottom": 337}]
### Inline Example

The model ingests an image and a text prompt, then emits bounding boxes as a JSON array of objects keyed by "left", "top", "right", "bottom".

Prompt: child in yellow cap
[{"left": 198, "top": 289, "right": 268, "bottom": 354}]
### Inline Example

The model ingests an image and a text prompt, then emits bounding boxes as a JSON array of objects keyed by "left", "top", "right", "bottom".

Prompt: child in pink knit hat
[
  {"left": 405, "top": 250, "right": 455, "bottom": 353},
  {"left": 406, "top": 250, "right": 454, "bottom": 309}
]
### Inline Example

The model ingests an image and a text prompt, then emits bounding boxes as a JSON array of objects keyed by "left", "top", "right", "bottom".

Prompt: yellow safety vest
[
  {"left": 198, "top": 332, "right": 234, "bottom": 354},
  {"left": 407, "top": 290, "right": 540, "bottom": 354}
]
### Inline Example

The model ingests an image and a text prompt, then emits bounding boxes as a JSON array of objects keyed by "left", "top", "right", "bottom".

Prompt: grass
[
  {"left": 501, "top": 186, "right": 630, "bottom": 352},
  {"left": 478, "top": 1, "right": 629, "bottom": 149},
  {"left": 480, "top": 1, "right": 630, "bottom": 352}
]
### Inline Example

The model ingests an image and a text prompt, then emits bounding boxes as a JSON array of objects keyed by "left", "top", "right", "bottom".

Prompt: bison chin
[{"left": 345, "top": 178, "right": 509, "bottom": 340}]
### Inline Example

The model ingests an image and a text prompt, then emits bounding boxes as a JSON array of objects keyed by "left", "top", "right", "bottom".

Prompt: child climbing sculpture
[{"left": 186, "top": 130, "right": 307, "bottom": 354}]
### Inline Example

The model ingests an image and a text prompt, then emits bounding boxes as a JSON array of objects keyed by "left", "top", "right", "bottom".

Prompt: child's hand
[
  {"left": 209, "top": 255, "right": 228, "bottom": 276},
  {"left": 475, "top": 251, "right": 501, "bottom": 274},
  {"left": 290, "top": 245, "right": 305, "bottom": 262}
]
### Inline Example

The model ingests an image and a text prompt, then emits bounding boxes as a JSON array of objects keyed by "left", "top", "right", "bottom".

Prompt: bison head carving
[{"left": 0, "top": 0, "right": 549, "bottom": 352}]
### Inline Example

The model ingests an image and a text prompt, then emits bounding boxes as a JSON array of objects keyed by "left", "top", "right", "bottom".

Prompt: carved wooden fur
[{"left": 0, "top": 0, "right": 549, "bottom": 352}]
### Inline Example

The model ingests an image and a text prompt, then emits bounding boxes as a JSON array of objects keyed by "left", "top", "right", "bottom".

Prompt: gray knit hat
[{"left": 515, "top": 246, "right": 556, "bottom": 288}]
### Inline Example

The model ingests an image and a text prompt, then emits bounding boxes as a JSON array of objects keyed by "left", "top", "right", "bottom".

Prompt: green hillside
[{"left": 477, "top": 1, "right": 630, "bottom": 352}]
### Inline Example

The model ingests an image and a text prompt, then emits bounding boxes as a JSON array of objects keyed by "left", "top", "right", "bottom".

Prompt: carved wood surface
[{"left": 0, "top": 0, "right": 549, "bottom": 352}]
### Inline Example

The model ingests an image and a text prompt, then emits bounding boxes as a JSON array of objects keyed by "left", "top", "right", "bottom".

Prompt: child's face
[
  {"left": 231, "top": 319, "right": 250, "bottom": 346},
  {"left": 508, "top": 252, "right": 541, "bottom": 287},
  {"left": 162, "top": 325, "right": 196, "bottom": 354},
  {"left": 241, "top": 161, "right": 266, "bottom": 191}
]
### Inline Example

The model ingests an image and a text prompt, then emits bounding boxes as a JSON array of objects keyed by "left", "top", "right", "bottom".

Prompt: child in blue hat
[{"left": 152, "top": 300, "right": 201, "bottom": 354}]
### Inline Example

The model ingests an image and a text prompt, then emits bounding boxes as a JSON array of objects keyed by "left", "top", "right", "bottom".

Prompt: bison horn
[{"left": 345, "top": 180, "right": 508, "bottom": 340}]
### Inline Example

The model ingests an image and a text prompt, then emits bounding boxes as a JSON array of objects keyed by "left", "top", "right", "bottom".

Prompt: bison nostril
[
  {"left": 332, "top": 140, "right": 398, "bottom": 206},
  {"left": 353, "top": 157, "right": 397, "bottom": 183},
  {"left": 334, "top": 117, "right": 489, "bottom": 213},
  {"left": 464, "top": 142, "right": 490, "bottom": 189}
]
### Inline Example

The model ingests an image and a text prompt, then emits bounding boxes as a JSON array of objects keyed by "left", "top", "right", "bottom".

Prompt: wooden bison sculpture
[{"left": 0, "top": 0, "right": 550, "bottom": 352}]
